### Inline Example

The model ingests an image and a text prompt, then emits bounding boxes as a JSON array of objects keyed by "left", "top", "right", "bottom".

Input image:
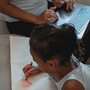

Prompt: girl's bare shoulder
[{"left": 62, "top": 79, "right": 85, "bottom": 90}]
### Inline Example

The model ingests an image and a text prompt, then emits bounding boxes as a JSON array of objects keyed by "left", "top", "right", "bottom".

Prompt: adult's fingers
[
  {"left": 66, "top": 0, "right": 75, "bottom": 10},
  {"left": 46, "top": 9, "right": 58, "bottom": 19},
  {"left": 49, "top": 6, "right": 57, "bottom": 10}
]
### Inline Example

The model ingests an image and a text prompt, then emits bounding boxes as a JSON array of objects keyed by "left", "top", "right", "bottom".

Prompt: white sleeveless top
[
  {"left": 53, "top": 62, "right": 90, "bottom": 90},
  {"left": 4, "top": 0, "right": 48, "bottom": 22}
]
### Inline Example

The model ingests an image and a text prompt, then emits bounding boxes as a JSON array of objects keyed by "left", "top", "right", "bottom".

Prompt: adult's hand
[
  {"left": 36, "top": 6, "right": 58, "bottom": 24},
  {"left": 52, "top": 0, "right": 75, "bottom": 11},
  {"left": 65, "top": 0, "right": 75, "bottom": 10}
]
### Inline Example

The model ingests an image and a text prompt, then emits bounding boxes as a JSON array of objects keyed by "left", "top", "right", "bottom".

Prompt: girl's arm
[{"left": 62, "top": 80, "right": 85, "bottom": 90}]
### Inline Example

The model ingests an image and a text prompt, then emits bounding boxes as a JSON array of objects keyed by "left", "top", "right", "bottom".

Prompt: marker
[{"left": 29, "top": 62, "right": 32, "bottom": 67}]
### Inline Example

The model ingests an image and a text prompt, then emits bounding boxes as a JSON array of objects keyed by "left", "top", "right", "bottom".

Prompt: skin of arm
[
  {"left": 0, "top": 0, "right": 57, "bottom": 24},
  {"left": 62, "top": 80, "right": 85, "bottom": 90}
]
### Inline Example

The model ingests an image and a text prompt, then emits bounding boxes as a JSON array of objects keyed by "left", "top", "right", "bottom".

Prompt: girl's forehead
[{"left": 30, "top": 50, "right": 42, "bottom": 62}]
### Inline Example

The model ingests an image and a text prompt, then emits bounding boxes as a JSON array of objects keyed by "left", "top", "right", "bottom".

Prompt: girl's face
[
  {"left": 30, "top": 49, "right": 73, "bottom": 80},
  {"left": 30, "top": 49, "right": 60, "bottom": 73}
]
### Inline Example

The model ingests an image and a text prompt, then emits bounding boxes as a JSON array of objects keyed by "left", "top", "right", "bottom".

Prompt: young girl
[{"left": 23, "top": 24, "right": 90, "bottom": 90}]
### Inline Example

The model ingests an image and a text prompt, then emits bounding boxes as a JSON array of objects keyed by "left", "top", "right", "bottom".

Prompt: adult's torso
[{"left": 4, "top": 0, "right": 48, "bottom": 22}]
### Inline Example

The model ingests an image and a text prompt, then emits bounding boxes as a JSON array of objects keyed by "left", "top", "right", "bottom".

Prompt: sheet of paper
[{"left": 10, "top": 36, "right": 57, "bottom": 90}]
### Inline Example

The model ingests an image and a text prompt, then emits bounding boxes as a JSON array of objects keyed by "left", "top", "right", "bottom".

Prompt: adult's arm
[
  {"left": 0, "top": 0, "right": 41, "bottom": 24},
  {"left": 0, "top": 0, "right": 59, "bottom": 25}
]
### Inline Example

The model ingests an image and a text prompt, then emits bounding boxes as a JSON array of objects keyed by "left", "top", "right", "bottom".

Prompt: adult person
[{"left": 0, "top": 0, "right": 74, "bottom": 37}]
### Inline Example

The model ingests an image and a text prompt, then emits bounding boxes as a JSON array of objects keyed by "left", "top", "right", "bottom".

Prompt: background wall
[
  {"left": 0, "top": 13, "right": 9, "bottom": 34},
  {"left": 76, "top": 0, "right": 90, "bottom": 6}
]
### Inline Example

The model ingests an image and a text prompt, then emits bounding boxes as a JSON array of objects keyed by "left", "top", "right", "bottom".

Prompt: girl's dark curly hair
[{"left": 30, "top": 24, "right": 78, "bottom": 65}]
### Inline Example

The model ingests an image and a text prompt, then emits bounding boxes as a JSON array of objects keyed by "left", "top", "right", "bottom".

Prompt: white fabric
[
  {"left": 4, "top": 0, "right": 48, "bottom": 22},
  {"left": 54, "top": 62, "right": 90, "bottom": 90},
  {"left": 10, "top": 36, "right": 57, "bottom": 90}
]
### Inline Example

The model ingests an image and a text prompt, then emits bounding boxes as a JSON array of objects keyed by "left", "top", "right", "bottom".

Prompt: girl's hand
[{"left": 23, "top": 63, "right": 41, "bottom": 80}]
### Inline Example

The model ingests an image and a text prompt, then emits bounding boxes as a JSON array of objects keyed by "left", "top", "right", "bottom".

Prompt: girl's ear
[{"left": 46, "top": 58, "right": 59, "bottom": 67}]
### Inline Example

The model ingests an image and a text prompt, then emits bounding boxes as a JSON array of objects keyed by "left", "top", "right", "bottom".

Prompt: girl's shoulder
[{"left": 62, "top": 79, "right": 85, "bottom": 90}]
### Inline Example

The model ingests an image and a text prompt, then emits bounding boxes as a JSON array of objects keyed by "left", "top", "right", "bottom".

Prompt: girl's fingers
[
  {"left": 23, "top": 65, "right": 29, "bottom": 73},
  {"left": 23, "top": 64, "right": 32, "bottom": 74}
]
